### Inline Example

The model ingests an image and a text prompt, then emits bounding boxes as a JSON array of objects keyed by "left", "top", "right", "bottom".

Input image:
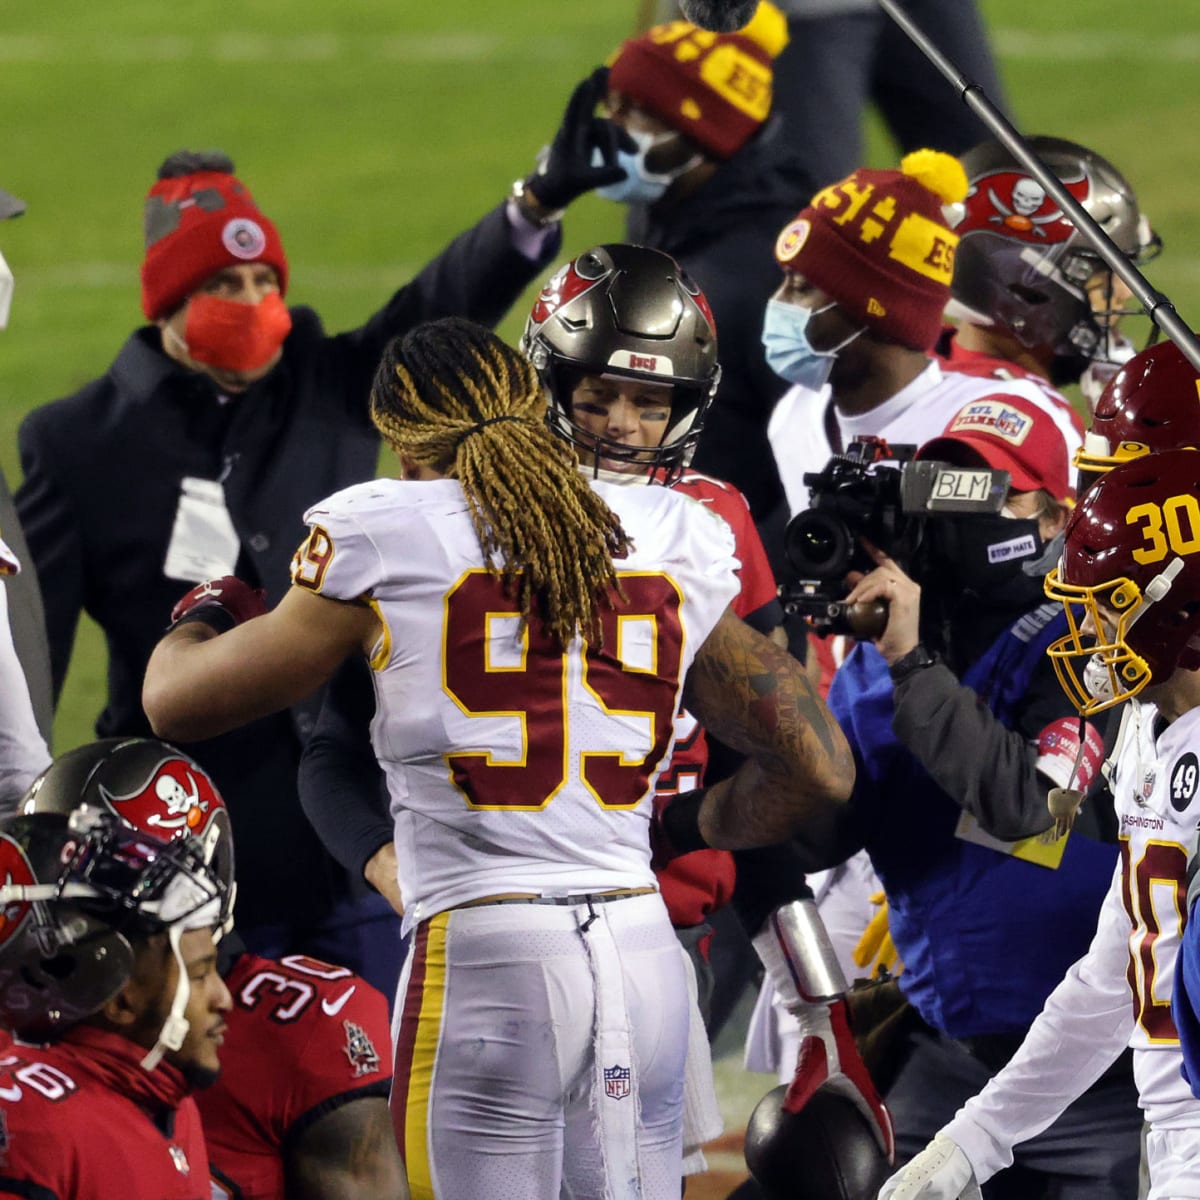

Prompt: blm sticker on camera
[{"left": 988, "top": 533, "right": 1037, "bottom": 563}]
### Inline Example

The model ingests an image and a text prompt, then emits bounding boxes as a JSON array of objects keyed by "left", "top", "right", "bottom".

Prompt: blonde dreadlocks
[{"left": 370, "top": 318, "right": 633, "bottom": 648}]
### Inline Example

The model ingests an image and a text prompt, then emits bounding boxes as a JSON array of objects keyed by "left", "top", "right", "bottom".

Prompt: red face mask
[{"left": 182, "top": 291, "right": 292, "bottom": 373}]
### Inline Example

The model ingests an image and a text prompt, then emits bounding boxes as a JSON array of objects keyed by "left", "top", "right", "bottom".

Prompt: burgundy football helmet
[
  {"left": 1045, "top": 450, "right": 1200, "bottom": 715},
  {"left": 951, "top": 136, "right": 1159, "bottom": 382},
  {"left": 521, "top": 244, "right": 720, "bottom": 480},
  {"left": 1075, "top": 341, "right": 1200, "bottom": 489}
]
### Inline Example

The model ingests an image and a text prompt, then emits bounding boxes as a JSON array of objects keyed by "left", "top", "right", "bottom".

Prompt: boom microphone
[{"left": 877, "top": 0, "right": 1200, "bottom": 372}]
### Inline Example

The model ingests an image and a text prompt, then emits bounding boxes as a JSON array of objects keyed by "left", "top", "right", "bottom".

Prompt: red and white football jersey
[
  {"left": 198, "top": 952, "right": 391, "bottom": 1200},
  {"left": 767, "top": 358, "right": 1084, "bottom": 516},
  {"left": 294, "top": 478, "right": 739, "bottom": 930},
  {"left": 0, "top": 1030, "right": 209, "bottom": 1200},
  {"left": 944, "top": 702, "right": 1200, "bottom": 1184}
]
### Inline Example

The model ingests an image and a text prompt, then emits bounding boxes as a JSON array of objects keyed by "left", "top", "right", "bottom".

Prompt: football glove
[
  {"left": 524, "top": 67, "right": 634, "bottom": 211},
  {"left": 877, "top": 1134, "right": 982, "bottom": 1200},
  {"left": 753, "top": 899, "right": 895, "bottom": 1161},
  {"left": 783, "top": 994, "right": 895, "bottom": 1162},
  {"left": 169, "top": 575, "right": 268, "bottom": 634}
]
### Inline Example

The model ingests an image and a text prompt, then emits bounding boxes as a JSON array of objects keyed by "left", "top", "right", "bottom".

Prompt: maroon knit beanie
[
  {"left": 607, "top": 3, "right": 788, "bottom": 160},
  {"left": 141, "top": 167, "right": 288, "bottom": 321},
  {"left": 773, "top": 150, "right": 969, "bottom": 350}
]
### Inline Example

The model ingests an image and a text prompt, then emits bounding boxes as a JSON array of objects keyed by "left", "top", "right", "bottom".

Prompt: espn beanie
[
  {"left": 607, "top": 2, "right": 788, "bottom": 161},
  {"left": 141, "top": 164, "right": 288, "bottom": 321},
  {"left": 773, "top": 149, "right": 968, "bottom": 351}
]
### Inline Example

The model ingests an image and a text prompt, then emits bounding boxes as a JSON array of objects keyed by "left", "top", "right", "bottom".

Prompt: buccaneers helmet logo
[
  {"left": 0, "top": 836, "right": 36, "bottom": 948},
  {"left": 959, "top": 170, "right": 1092, "bottom": 243},
  {"left": 98, "top": 757, "right": 221, "bottom": 839}
]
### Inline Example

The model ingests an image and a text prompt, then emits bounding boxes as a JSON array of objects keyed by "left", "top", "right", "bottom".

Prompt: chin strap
[
  {"left": 751, "top": 898, "right": 895, "bottom": 1161},
  {"left": 140, "top": 921, "right": 191, "bottom": 1072}
]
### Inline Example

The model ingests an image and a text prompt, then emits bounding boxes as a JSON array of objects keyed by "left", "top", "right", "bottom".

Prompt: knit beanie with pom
[{"left": 773, "top": 149, "right": 968, "bottom": 350}]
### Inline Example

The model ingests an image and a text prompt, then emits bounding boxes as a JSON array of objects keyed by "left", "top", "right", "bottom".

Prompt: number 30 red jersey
[
  {"left": 197, "top": 952, "right": 392, "bottom": 1200},
  {"left": 294, "top": 478, "right": 739, "bottom": 930}
]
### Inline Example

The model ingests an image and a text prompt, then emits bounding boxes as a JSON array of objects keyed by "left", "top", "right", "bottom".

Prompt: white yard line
[{"left": 0, "top": 29, "right": 1196, "bottom": 65}]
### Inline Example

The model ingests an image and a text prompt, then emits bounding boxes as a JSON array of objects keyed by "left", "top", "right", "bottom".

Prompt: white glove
[{"left": 877, "top": 1134, "right": 982, "bottom": 1200}]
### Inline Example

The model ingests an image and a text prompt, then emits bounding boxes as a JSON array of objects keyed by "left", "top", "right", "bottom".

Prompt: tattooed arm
[
  {"left": 285, "top": 1095, "right": 409, "bottom": 1200},
  {"left": 681, "top": 607, "right": 855, "bottom": 852}
]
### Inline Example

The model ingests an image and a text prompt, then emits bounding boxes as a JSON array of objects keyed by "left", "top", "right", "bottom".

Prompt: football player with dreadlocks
[
  {"left": 0, "top": 786, "right": 230, "bottom": 1197},
  {"left": 291, "top": 246, "right": 875, "bottom": 1183},
  {"left": 142, "top": 316, "right": 852, "bottom": 1199},
  {"left": 881, "top": 448, "right": 1200, "bottom": 1200}
]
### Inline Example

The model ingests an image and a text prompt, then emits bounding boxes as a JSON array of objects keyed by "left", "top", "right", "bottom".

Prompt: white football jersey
[
  {"left": 767, "top": 359, "right": 1084, "bottom": 515},
  {"left": 1106, "top": 701, "right": 1199, "bottom": 1125},
  {"left": 297, "top": 478, "right": 740, "bottom": 930},
  {"left": 944, "top": 701, "right": 1200, "bottom": 1183}
]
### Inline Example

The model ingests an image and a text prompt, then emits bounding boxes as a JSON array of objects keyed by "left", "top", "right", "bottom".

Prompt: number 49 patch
[{"left": 1170, "top": 752, "right": 1199, "bottom": 812}]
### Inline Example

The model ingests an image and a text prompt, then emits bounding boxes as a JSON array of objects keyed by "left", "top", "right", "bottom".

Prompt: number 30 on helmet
[{"left": 1045, "top": 449, "right": 1200, "bottom": 715}]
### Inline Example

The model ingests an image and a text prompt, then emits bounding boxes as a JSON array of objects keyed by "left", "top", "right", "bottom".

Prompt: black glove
[
  {"left": 649, "top": 788, "right": 710, "bottom": 872},
  {"left": 524, "top": 67, "right": 635, "bottom": 211}
]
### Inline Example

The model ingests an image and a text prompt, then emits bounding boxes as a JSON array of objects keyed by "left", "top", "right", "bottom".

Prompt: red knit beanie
[
  {"left": 607, "top": 2, "right": 788, "bottom": 161},
  {"left": 141, "top": 167, "right": 288, "bottom": 321},
  {"left": 773, "top": 150, "right": 969, "bottom": 350}
]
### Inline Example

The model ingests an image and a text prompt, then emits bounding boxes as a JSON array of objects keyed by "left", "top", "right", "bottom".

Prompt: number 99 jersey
[{"left": 294, "top": 477, "right": 739, "bottom": 930}]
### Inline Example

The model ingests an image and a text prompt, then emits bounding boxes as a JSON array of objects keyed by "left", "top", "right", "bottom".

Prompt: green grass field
[{"left": 2, "top": 0, "right": 1198, "bottom": 752}]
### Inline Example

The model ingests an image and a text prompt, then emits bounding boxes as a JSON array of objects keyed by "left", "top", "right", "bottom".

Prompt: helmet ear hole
[{"left": 39, "top": 954, "right": 77, "bottom": 981}]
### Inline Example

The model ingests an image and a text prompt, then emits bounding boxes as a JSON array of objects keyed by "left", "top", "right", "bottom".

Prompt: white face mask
[{"left": 0, "top": 247, "right": 13, "bottom": 330}]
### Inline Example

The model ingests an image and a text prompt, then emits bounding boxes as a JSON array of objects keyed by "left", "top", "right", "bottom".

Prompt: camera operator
[{"left": 815, "top": 394, "right": 1142, "bottom": 1195}]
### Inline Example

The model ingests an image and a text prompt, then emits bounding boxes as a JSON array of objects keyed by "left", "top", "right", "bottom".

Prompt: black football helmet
[
  {"left": 951, "top": 136, "right": 1159, "bottom": 382},
  {"left": 22, "top": 738, "right": 235, "bottom": 935},
  {"left": 521, "top": 244, "right": 720, "bottom": 481},
  {"left": 744, "top": 1082, "right": 891, "bottom": 1200},
  {"left": 0, "top": 807, "right": 227, "bottom": 1043}
]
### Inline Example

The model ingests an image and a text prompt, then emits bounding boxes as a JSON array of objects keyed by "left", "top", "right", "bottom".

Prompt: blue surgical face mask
[
  {"left": 761, "top": 297, "right": 863, "bottom": 390},
  {"left": 594, "top": 130, "right": 702, "bottom": 206}
]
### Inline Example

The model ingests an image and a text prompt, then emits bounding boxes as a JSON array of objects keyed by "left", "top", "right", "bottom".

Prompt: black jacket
[
  {"left": 15, "top": 202, "right": 558, "bottom": 933},
  {"left": 628, "top": 128, "right": 813, "bottom": 521}
]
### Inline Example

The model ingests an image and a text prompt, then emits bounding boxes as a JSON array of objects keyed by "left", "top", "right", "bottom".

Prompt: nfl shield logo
[{"left": 604, "top": 1064, "right": 631, "bottom": 1100}]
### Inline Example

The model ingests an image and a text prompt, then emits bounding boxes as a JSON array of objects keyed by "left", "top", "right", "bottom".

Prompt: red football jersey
[
  {"left": 198, "top": 952, "right": 392, "bottom": 1200},
  {"left": 654, "top": 470, "right": 780, "bottom": 930},
  {"left": 937, "top": 329, "right": 1084, "bottom": 439},
  {"left": 0, "top": 1031, "right": 209, "bottom": 1200}
]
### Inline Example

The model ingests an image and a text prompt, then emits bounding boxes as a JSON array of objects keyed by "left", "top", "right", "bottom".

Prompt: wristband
[
  {"left": 509, "top": 177, "right": 565, "bottom": 228},
  {"left": 169, "top": 605, "right": 238, "bottom": 636},
  {"left": 887, "top": 643, "right": 938, "bottom": 683}
]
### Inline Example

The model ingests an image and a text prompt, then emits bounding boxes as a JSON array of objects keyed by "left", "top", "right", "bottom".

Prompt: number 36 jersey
[{"left": 296, "top": 478, "right": 739, "bottom": 930}]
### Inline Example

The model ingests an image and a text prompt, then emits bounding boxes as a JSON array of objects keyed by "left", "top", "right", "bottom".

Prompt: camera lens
[{"left": 784, "top": 512, "right": 855, "bottom": 580}]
